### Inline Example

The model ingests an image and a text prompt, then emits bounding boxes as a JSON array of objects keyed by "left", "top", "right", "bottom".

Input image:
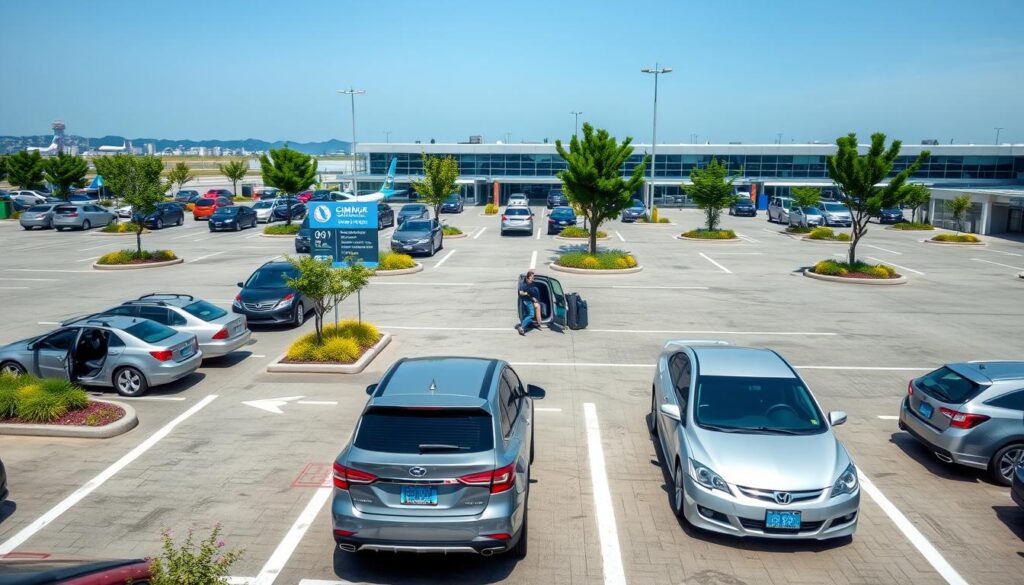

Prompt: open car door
[{"left": 536, "top": 276, "right": 567, "bottom": 327}]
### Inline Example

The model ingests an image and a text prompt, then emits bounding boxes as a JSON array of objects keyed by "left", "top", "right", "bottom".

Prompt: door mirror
[
  {"left": 828, "top": 411, "right": 847, "bottom": 426},
  {"left": 236, "top": 282, "right": 244, "bottom": 288},
  {"left": 659, "top": 403, "right": 682, "bottom": 422},
  {"left": 526, "top": 384, "right": 545, "bottom": 399},
  {"left": 365, "top": 383, "right": 378, "bottom": 395},
  {"left": 26, "top": 341, "right": 37, "bottom": 351}
]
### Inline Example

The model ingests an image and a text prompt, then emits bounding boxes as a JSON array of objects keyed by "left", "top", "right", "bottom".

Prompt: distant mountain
[{"left": 0, "top": 135, "right": 351, "bottom": 155}]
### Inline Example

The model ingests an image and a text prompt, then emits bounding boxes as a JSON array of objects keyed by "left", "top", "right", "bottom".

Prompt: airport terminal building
[{"left": 352, "top": 142, "right": 1024, "bottom": 236}]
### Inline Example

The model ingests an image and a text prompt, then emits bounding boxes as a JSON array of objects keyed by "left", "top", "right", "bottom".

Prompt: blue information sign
[{"left": 308, "top": 201, "right": 379, "bottom": 268}]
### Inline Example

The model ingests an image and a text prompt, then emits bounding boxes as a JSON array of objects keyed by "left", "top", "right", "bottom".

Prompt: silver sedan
[
  {"left": 52, "top": 203, "right": 116, "bottom": 231},
  {"left": 649, "top": 340, "right": 859, "bottom": 540},
  {"left": 500, "top": 206, "right": 534, "bottom": 235},
  {"left": 18, "top": 204, "right": 59, "bottom": 230}
]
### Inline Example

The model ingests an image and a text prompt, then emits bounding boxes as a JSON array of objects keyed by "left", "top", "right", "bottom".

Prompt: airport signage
[{"left": 308, "top": 201, "right": 378, "bottom": 268}]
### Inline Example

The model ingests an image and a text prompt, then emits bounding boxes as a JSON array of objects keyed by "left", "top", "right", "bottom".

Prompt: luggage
[
  {"left": 574, "top": 295, "right": 588, "bottom": 330},
  {"left": 567, "top": 292, "right": 588, "bottom": 330},
  {"left": 566, "top": 292, "right": 578, "bottom": 329}
]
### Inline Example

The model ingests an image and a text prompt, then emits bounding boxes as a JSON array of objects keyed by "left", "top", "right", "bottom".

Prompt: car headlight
[
  {"left": 274, "top": 295, "right": 295, "bottom": 309},
  {"left": 831, "top": 463, "right": 858, "bottom": 497},
  {"left": 414, "top": 238, "right": 430, "bottom": 244},
  {"left": 689, "top": 458, "right": 732, "bottom": 495}
]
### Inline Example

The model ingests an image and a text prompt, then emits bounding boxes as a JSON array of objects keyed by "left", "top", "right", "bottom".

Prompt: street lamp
[
  {"left": 995, "top": 127, "right": 1003, "bottom": 144},
  {"left": 337, "top": 87, "right": 365, "bottom": 195},
  {"left": 570, "top": 111, "right": 583, "bottom": 138},
  {"left": 384, "top": 130, "right": 392, "bottom": 144},
  {"left": 641, "top": 64, "right": 672, "bottom": 210}
]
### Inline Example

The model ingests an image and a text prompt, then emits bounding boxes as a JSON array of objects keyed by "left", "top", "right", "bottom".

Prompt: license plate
[
  {"left": 918, "top": 401, "right": 934, "bottom": 419},
  {"left": 400, "top": 485, "right": 437, "bottom": 506},
  {"left": 215, "top": 222, "right": 223, "bottom": 226},
  {"left": 180, "top": 345, "right": 194, "bottom": 358},
  {"left": 403, "top": 245, "right": 413, "bottom": 250},
  {"left": 765, "top": 510, "right": 801, "bottom": 530}
]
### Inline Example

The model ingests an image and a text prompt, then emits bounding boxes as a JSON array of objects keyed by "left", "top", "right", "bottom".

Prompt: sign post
[{"left": 308, "top": 201, "right": 379, "bottom": 268}]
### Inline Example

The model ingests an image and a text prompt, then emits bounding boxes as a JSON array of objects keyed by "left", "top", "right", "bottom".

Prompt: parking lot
[{"left": 1, "top": 204, "right": 1023, "bottom": 585}]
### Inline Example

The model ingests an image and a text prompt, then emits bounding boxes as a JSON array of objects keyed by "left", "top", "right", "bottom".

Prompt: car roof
[
  {"left": 374, "top": 357, "right": 498, "bottom": 403},
  {"left": 62, "top": 314, "right": 148, "bottom": 329},
  {"left": 952, "top": 361, "right": 1024, "bottom": 383},
  {"left": 258, "top": 261, "right": 295, "bottom": 271},
  {"left": 692, "top": 346, "right": 796, "bottom": 379}
]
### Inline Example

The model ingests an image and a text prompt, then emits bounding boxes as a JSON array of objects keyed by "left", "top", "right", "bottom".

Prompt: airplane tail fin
[{"left": 380, "top": 157, "right": 397, "bottom": 196}]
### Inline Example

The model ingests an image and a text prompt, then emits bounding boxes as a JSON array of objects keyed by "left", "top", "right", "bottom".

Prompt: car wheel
[
  {"left": 990, "top": 443, "right": 1024, "bottom": 486},
  {"left": 156, "top": 219, "right": 164, "bottom": 229},
  {"left": 648, "top": 389, "right": 658, "bottom": 437},
  {"left": 22, "top": 226, "right": 31, "bottom": 230},
  {"left": 1, "top": 361, "right": 26, "bottom": 376},
  {"left": 509, "top": 506, "right": 528, "bottom": 558},
  {"left": 294, "top": 303, "right": 306, "bottom": 327},
  {"left": 82, "top": 220, "right": 91, "bottom": 230},
  {"left": 177, "top": 216, "right": 184, "bottom": 226},
  {"left": 235, "top": 221, "right": 241, "bottom": 231},
  {"left": 56, "top": 226, "right": 64, "bottom": 231},
  {"left": 114, "top": 366, "right": 148, "bottom": 397},
  {"left": 378, "top": 219, "right": 383, "bottom": 230},
  {"left": 671, "top": 462, "right": 686, "bottom": 517}
]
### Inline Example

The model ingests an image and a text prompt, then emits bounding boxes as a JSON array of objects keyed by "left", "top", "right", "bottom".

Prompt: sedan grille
[
  {"left": 737, "top": 486, "right": 824, "bottom": 504},
  {"left": 243, "top": 302, "right": 276, "bottom": 312}
]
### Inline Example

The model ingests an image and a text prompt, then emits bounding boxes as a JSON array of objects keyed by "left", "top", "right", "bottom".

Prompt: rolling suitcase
[
  {"left": 574, "top": 295, "right": 588, "bottom": 330},
  {"left": 566, "top": 292, "right": 579, "bottom": 329}
]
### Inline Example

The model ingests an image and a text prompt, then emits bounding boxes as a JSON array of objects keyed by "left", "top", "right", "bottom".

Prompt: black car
[
  {"left": 397, "top": 203, "right": 429, "bottom": 224},
  {"left": 174, "top": 189, "right": 200, "bottom": 203},
  {"left": 209, "top": 205, "right": 258, "bottom": 231},
  {"left": 133, "top": 202, "right": 185, "bottom": 229},
  {"left": 729, "top": 198, "right": 757, "bottom": 217},
  {"left": 547, "top": 206, "right": 577, "bottom": 234},
  {"left": 1013, "top": 462, "right": 1024, "bottom": 508},
  {"left": 377, "top": 202, "right": 395, "bottom": 229},
  {"left": 390, "top": 218, "right": 443, "bottom": 256},
  {"left": 546, "top": 190, "right": 568, "bottom": 209},
  {"left": 295, "top": 217, "right": 311, "bottom": 253},
  {"left": 232, "top": 261, "right": 311, "bottom": 326},
  {"left": 272, "top": 200, "right": 306, "bottom": 222},
  {"left": 878, "top": 207, "right": 904, "bottom": 224},
  {"left": 440, "top": 194, "right": 464, "bottom": 213}
]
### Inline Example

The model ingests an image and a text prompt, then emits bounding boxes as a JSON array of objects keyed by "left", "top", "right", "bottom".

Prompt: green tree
[
  {"left": 0, "top": 155, "right": 8, "bottom": 182},
  {"left": 95, "top": 155, "right": 166, "bottom": 253},
  {"left": 219, "top": 160, "right": 249, "bottom": 197},
  {"left": 899, "top": 183, "right": 931, "bottom": 224},
  {"left": 790, "top": 186, "right": 822, "bottom": 210},
  {"left": 684, "top": 158, "right": 739, "bottom": 232},
  {"left": 284, "top": 255, "right": 372, "bottom": 344},
  {"left": 259, "top": 146, "right": 317, "bottom": 226},
  {"left": 945, "top": 194, "right": 973, "bottom": 233},
  {"left": 827, "top": 132, "right": 929, "bottom": 265},
  {"left": 166, "top": 161, "right": 195, "bottom": 195},
  {"left": 6, "top": 150, "right": 46, "bottom": 190},
  {"left": 411, "top": 155, "right": 460, "bottom": 218},
  {"left": 43, "top": 153, "right": 89, "bottom": 200},
  {"left": 555, "top": 123, "right": 648, "bottom": 254}
]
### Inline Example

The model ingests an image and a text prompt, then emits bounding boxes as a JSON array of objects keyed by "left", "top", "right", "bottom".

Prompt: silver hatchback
[
  {"left": 0, "top": 315, "right": 201, "bottom": 396},
  {"left": 332, "top": 357, "right": 538, "bottom": 556},
  {"left": 650, "top": 341, "right": 859, "bottom": 540},
  {"left": 52, "top": 203, "right": 116, "bottom": 231}
]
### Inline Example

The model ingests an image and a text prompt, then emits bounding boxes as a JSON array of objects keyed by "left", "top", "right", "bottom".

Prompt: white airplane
[
  {"left": 97, "top": 140, "right": 132, "bottom": 153},
  {"left": 26, "top": 137, "right": 58, "bottom": 155},
  {"left": 330, "top": 158, "right": 399, "bottom": 202}
]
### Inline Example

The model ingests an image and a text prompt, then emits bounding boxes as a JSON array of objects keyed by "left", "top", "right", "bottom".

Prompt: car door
[
  {"left": 534, "top": 276, "right": 567, "bottom": 326},
  {"left": 432, "top": 219, "right": 442, "bottom": 248},
  {"left": 658, "top": 353, "right": 691, "bottom": 458},
  {"left": 498, "top": 368, "right": 528, "bottom": 494},
  {"left": 34, "top": 328, "right": 79, "bottom": 380}
]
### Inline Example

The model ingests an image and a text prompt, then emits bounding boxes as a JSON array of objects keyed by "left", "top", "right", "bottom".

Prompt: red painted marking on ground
[
  {"left": 0, "top": 552, "right": 52, "bottom": 559},
  {"left": 291, "top": 462, "right": 332, "bottom": 488}
]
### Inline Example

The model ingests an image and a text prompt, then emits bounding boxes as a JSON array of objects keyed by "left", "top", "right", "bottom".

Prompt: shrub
[
  {"left": 441, "top": 225, "right": 463, "bottom": 236},
  {"left": 17, "top": 386, "right": 68, "bottom": 422},
  {"left": 85, "top": 407, "right": 122, "bottom": 427},
  {"left": 581, "top": 256, "right": 600, "bottom": 269},
  {"left": 0, "top": 374, "right": 91, "bottom": 422},
  {"left": 264, "top": 223, "right": 300, "bottom": 235},
  {"left": 39, "top": 378, "right": 88, "bottom": 409},
  {"left": 377, "top": 251, "right": 416, "bottom": 271},
  {"left": 0, "top": 382, "right": 18, "bottom": 418},
  {"left": 785, "top": 226, "right": 813, "bottom": 234},
  {"left": 812, "top": 259, "right": 897, "bottom": 279},
  {"left": 186, "top": 203, "right": 196, "bottom": 212},
  {"left": 681, "top": 229, "right": 736, "bottom": 239},
  {"left": 813, "top": 260, "right": 848, "bottom": 276},
  {"left": 97, "top": 249, "right": 177, "bottom": 265},
  {"left": 150, "top": 524, "right": 243, "bottom": 585},
  {"left": 101, "top": 221, "right": 142, "bottom": 233},
  {"left": 556, "top": 249, "right": 637, "bottom": 270},
  {"left": 326, "top": 320, "right": 381, "bottom": 348},
  {"left": 312, "top": 337, "right": 361, "bottom": 363},
  {"left": 484, "top": 203, "right": 498, "bottom": 215},
  {"left": 892, "top": 222, "right": 935, "bottom": 230},
  {"left": 807, "top": 227, "right": 851, "bottom": 241},
  {"left": 232, "top": 196, "right": 249, "bottom": 202},
  {"left": 97, "top": 199, "right": 115, "bottom": 207},
  {"left": 658, "top": 217, "right": 671, "bottom": 223},
  {"left": 559, "top": 226, "right": 607, "bottom": 238},
  {"left": 932, "top": 233, "right": 981, "bottom": 243},
  {"left": 624, "top": 255, "right": 637, "bottom": 267},
  {"left": 836, "top": 232, "right": 851, "bottom": 241},
  {"left": 11, "top": 211, "right": 22, "bottom": 220}
]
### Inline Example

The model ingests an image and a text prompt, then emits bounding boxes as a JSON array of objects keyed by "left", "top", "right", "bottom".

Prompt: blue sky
[{"left": 1, "top": 0, "right": 1021, "bottom": 145}]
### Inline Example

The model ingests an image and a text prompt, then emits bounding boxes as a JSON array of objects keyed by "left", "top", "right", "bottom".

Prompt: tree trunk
[
  {"left": 589, "top": 212, "right": 598, "bottom": 254},
  {"left": 314, "top": 312, "right": 323, "bottom": 344},
  {"left": 136, "top": 226, "right": 142, "bottom": 255}
]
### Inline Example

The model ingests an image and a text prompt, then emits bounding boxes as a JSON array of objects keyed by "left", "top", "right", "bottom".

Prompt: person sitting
[{"left": 516, "top": 270, "right": 542, "bottom": 335}]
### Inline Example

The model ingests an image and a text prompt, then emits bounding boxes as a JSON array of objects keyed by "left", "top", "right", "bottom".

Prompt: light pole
[
  {"left": 570, "top": 111, "right": 583, "bottom": 138},
  {"left": 994, "top": 127, "right": 1003, "bottom": 144},
  {"left": 776, "top": 133, "right": 782, "bottom": 144},
  {"left": 641, "top": 64, "right": 672, "bottom": 210},
  {"left": 337, "top": 87, "right": 365, "bottom": 195},
  {"left": 384, "top": 130, "right": 392, "bottom": 144}
]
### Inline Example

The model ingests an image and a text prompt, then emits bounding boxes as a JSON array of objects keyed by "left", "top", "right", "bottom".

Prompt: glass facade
[{"left": 370, "top": 152, "right": 1021, "bottom": 181}]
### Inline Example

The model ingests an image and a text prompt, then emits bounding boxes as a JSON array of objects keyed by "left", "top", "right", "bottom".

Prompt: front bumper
[
  {"left": 441, "top": 206, "right": 461, "bottom": 213},
  {"left": 880, "top": 216, "right": 902, "bottom": 224},
  {"left": 199, "top": 329, "right": 251, "bottom": 358},
  {"left": 622, "top": 213, "right": 643, "bottom": 222},
  {"left": 147, "top": 352, "right": 203, "bottom": 387},
  {"left": 682, "top": 474, "right": 859, "bottom": 540},
  {"left": 209, "top": 221, "right": 239, "bottom": 231},
  {"left": 898, "top": 397, "right": 990, "bottom": 469},
  {"left": 734, "top": 209, "right": 756, "bottom": 216},
  {"left": 823, "top": 218, "right": 852, "bottom": 227},
  {"left": 232, "top": 304, "right": 296, "bottom": 325},
  {"left": 391, "top": 241, "right": 432, "bottom": 253}
]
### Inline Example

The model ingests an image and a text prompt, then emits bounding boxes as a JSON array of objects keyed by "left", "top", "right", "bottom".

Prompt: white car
[
  {"left": 508, "top": 193, "right": 530, "bottom": 207},
  {"left": 253, "top": 200, "right": 284, "bottom": 223},
  {"left": 9, "top": 190, "right": 49, "bottom": 206},
  {"left": 116, "top": 205, "right": 134, "bottom": 219}
]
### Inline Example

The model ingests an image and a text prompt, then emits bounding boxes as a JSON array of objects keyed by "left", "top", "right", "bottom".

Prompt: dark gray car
[
  {"left": 332, "top": 357, "right": 538, "bottom": 556},
  {"left": 391, "top": 218, "right": 443, "bottom": 256}
]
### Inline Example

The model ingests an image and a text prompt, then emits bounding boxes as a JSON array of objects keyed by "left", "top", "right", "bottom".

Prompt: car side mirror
[
  {"left": 526, "top": 384, "right": 545, "bottom": 399},
  {"left": 26, "top": 341, "right": 37, "bottom": 351},
  {"left": 365, "top": 383, "right": 378, "bottom": 395},
  {"left": 660, "top": 403, "right": 682, "bottom": 422},
  {"left": 236, "top": 282, "right": 244, "bottom": 288},
  {"left": 828, "top": 411, "right": 847, "bottom": 426}
]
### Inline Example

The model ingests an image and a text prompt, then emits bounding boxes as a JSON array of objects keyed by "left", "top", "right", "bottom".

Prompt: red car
[
  {"left": 0, "top": 557, "right": 153, "bottom": 584},
  {"left": 204, "top": 188, "right": 233, "bottom": 199},
  {"left": 296, "top": 190, "right": 313, "bottom": 203}
]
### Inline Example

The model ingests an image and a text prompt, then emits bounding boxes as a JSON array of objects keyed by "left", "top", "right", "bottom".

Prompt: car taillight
[
  {"left": 67, "top": 212, "right": 79, "bottom": 217},
  {"left": 334, "top": 529, "right": 356, "bottom": 537},
  {"left": 212, "top": 328, "right": 229, "bottom": 340},
  {"left": 150, "top": 349, "right": 173, "bottom": 362},
  {"left": 332, "top": 463, "right": 377, "bottom": 490},
  {"left": 939, "top": 408, "right": 989, "bottom": 429},
  {"left": 501, "top": 215, "right": 508, "bottom": 221},
  {"left": 458, "top": 463, "right": 516, "bottom": 494},
  {"left": 548, "top": 218, "right": 556, "bottom": 223},
  {"left": 483, "top": 533, "right": 511, "bottom": 541},
  {"left": 907, "top": 380, "right": 914, "bottom": 397}
]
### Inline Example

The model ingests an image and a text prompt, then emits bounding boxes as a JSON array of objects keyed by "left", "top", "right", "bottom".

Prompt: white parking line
[
  {"left": 5, "top": 268, "right": 94, "bottom": 273},
  {"left": 858, "top": 471, "right": 968, "bottom": 585},
  {"left": 735, "top": 233, "right": 759, "bottom": 243},
  {"left": 699, "top": 252, "right": 732, "bottom": 274},
  {"left": 865, "top": 256, "right": 925, "bottom": 276},
  {"left": 0, "top": 286, "right": 29, "bottom": 290},
  {"left": 978, "top": 248, "right": 1022, "bottom": 257},
  {"left": 614, "top": 231, "right": 625, "bottom": 242},
  {"left": 608, "top": 285, "right": 709, "bottom": 290},
  {"left": 583, "top": 403, "right": 626, "bottom": 585},
  {"left": 296, "top": 400, "right": 337, "bottom": 406},
  {"left": 369, "top": 282, "right": 474, "bottom": 287},
  {"left": 877, "top": 415, "right": 900, "bottom": 420},
  {"left": 172, "top": 232, "right": 198, "bottom": 240},
  {"left": 971, "top": 258, "right": 1024, "bottom": 271},
  {"left": 473, "top": 226, "right": 487, "bottom": 239},
  {"left": 79, "top": 242, "right": 118, "bottom": 251},
  {"left": 75, "top": 256, "right": 101, "bottom": 262},
  {"left": 863, "top": 244, "right": 902, "bottom": 255},
  {"left": 529, "top": 250, "right": 538, "bottom": 270},
  {"left": 115, "top": 396, "right": 189, "bottom": 401},
  {"left": 254, "top": 483, "right": 333, "bottom": 585},
  {"left": 37, "top": 321, "right": 60, "bottom": 325},
  {"left": 189, "top": 251, "right": 227, "bottom": 263},
  {"left": 433, "top": 249, "right": 456, "bottom": 269},
  {"left": 0, "top": 395, "right": 219, "bottom": 554},
  {"left": 535, "top": 407, "right": 563, "bottom": 412},
  {"left": 5, "top": 278, "right": 59, "bottom": 282}
]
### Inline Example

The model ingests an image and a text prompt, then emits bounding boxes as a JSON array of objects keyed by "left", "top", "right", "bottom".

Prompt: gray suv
[
  {"left": 899, "top": 361, "right": 1024, "bottom": 485},
  {"left": 332, "top": 357, "right": 539, "bottom": 556}
]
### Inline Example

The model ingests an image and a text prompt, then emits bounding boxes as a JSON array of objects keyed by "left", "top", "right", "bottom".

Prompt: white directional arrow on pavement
[{"left": 242, "top": 395, "right": 305, "bottom": 414}]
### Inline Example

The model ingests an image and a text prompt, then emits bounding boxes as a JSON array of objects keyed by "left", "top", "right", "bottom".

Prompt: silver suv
[
  {"left": 767, "top": 196, "right": 793, "bottom": 224},
  {"left": 899, "top": 361, "right": 1024, "bottom": 485},
  {"left": 332, "top": 357, "right": 540, "bottom": 556}
]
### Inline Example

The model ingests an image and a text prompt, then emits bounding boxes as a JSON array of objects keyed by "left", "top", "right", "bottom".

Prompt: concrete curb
[
  {"left": 554, "top": 235, "right": 611, "bottom": 242},
  {"left": 675, "top": 235, "right": 741, "bottom": 243},
  {"left": 92, "top": 257, "right": 183, "bottom": 270},
  {"left": 478, "top": 213, "right": 499, "bottom": 218},
  {"left": 631, "top": 222, "right": 677, "bottom": 226},
  {"left": 800, "top": 237, "right": 850, "bottom": 244},
  {"left": 884, "top": 227, "right": 936, "bottom": 232},
  {"left": 443, "top": 232, "right": 468, "bottom": 239},
  {"left": 373, "top": 263, "right": 423, "bottom": 276},
  {"left": 924, "top": 238, "right": 986, "bottom": 246},
  {"left": 802, "top": 269, "right": 907, "bottom": 285},
  {"left": 0, "top": 399, "right": 138, "bottom": 438},
  {"left": 549, "top": 262, "right": 644, "bottom": 275},
  {"left": 260, "top": 232, "right": 298, "bottom": 239},
  {"left": 90, "top": 229, "right": 152, "bottom": 236},
  {"left": 266, "top": 333, "right": 392, "bottom": 374}
]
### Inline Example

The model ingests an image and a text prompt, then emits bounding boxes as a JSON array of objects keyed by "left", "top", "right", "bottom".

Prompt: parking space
[{"left": 1, "top": 204, "right": 1023, "bottom": 585}]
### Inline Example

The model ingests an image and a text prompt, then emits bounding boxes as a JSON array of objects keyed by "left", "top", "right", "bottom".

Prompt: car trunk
[
  {"left": 169, "top": 335, "right": 198, "bottom": 362},
  {"left": 909, "top": 366, "right": 989, "bottom": 432}
]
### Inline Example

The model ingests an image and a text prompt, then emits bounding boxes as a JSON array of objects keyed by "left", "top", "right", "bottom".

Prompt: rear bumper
[
  {"left": 19, "top": 217, "right": 51, "bottom": 227},
  {"left": 501, "top": 223, "right": 533, "bottom": 233},
  {"left": 897, "top": 397, "right": 990, "bottom": 469},
  {"left": 148, "top": 352, "right": 203, "bottom": 387},
  {"left": 200, "top": 329, "right": 251, "bottom": 358},
  {"left": 733, "top": 209, "right": 756, "bottom": 216}
]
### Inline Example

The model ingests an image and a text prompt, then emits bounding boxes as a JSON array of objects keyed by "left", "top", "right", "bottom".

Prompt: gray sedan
[
  {"left": 650, "top": 340, "right": 859, "bottom": 540},
  {"left": 0, "top": 315, "right": 201, "bottom": 396},
  {"left": 19, "top": 204, "right": 59, "bottom": 230},
  {"left": 500, "top": 207, "right": 534, "bottom": 235},
  {"left": 52, "top": 203, "right": 116, "bottom": 231},
  {"left": 788, "top": 206, "right": 824, "bottom": 228}
]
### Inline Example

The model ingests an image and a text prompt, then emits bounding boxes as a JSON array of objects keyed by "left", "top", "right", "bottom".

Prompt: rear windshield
[
  {"left": 915, "top": 367, "right": 983, "bottom": 403},
  {"left": 505, "top": 208, "right": 530, "bottom": 216},
  {"left": 195, "top": 199, "right": 215, "bottom": 207},
  {"left": 183, "top": 300, "right": 227, "bottom": 322},
  {"left": 354, "top": 407, "right": 494, "bottom": 453},
  {"left": 253, "top": 201, "right": 273, "bottom": 209},
  {"left": 124, "top": 320, "right": 176, "bottom": 344},
  {"left": 551, "top": 208, "right": 575, "bottom": 217},
  {"left": 55, "top": 206, "right": 77, "bottom": 213},
  {"left": 28, "top": 205, "right": 54, "bottom": 212},
  {"left": 402, "top": 205, "right": 426, "bottom": 212}
]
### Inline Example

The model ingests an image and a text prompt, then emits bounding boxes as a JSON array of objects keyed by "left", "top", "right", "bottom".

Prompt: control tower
[{"left": 52, "top": 120, "right": 66, "bottom": 154}]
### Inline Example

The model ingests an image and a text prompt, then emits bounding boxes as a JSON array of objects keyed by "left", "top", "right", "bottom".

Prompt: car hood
[
  {"left": 624, "top": 206, "right": 644, "bottom": 213},
  {"left": 210, "top": 213, "right": 238, "bottom": 220},
  {"left": 238, "top": 287, "right": 295, "bottom": 304},
  {"left": 393, "top": 229, "right": 429, "bottom": 240},
  {"left": 0, "top": 335, "right": 42, "bottom": 353},
  {"left": 690, "top": 426, "right": 846, "bottom": 490}
]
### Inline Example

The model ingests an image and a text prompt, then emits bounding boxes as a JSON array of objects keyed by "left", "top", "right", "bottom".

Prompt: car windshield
[
  {"left": 823, "top": 203, "right": 848, "bottom": 212},
  {"left": 694, "top": 375, "right": 826, "bottom": 434},
  {"left": 630, "top": 200, "right": 644, "bottom": 208},
  {"left": 253, "top": 201, "right": 273, "bottom": 209},
  {"left": 915, "top": 367, "right": 982, "bottom": 403},
  {"left": 28, "top": 205, "right": 54, "bottom": 212},
  {"left": 402, "top": 206, "right": 425, "bottom": 213},
  {"left": 400, "top": 220, "right": 432, "bottom": 232},
  {"left": 246, "top": 268, "right": 297, "bottom": 288},
  {"left": 445, "top": 195, "right": 460, "bottom": 203},
  {"left": 505, "top": 207, "right": 530, "bottom": 216},
  {"left": 803, "top": 207, "right": 821, "bottom": 214},
  {"left": 215, "top": 207, "right": 240, "bottom": 215},
  {"left": 124, "top": 320, "right": 176, "bottom": 344},
  {"left": 354, "top": 407, "right": 494, "bottom": 454},
  {"left": 195, "top": 199, "right": 214, "bottom": 207},
  {"left": 183, "top": 300, "right": 228, "bottom": 322}
]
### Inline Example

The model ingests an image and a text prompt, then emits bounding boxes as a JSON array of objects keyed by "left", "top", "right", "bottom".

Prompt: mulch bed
[
  {"left": 1, "top": 401, "right": 125, "bottom": 426},
  {"left": 826, "top": 272, "right": 899, "bottom": 280}
]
